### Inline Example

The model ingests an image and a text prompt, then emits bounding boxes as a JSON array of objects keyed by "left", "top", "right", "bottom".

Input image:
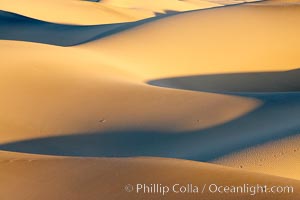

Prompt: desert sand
[
  {"left": 80, "top": 0, "right": 300, "bottom": 79},
  {"left": 0, "top": 151, "right": 299, "bottom": 200},
  {"left": 0, "top": 0, "right": 299, "bottom": 199},
  {"left": 214, "top": 134, "right": 300, "bottom": 180},
  {"left": 0, "top": 40, "right": 259, "bottom": 145},
  {"left": 0, "top": 0, "right": 222, "bottom": 25}
]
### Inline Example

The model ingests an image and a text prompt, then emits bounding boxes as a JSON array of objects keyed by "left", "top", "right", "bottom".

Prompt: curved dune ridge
[
  {"left": 0, "top": 0, "right": 223, "bottom": 25},
  {"left": 0, "top": 151, "right": 299, "bottom": 200},
  {"left": 0, "top": 40, "right": 259, "bottom": 144},
  {"left": 80, "top": 0, "right": 300, "bottom": 79},
  {"left": 149, "top": 69, "right": 300, "bottom": 93},
  {"left": 0, "top": 1, "right": 255, "bottom": 46},
  {"left": 0, "top": 0, "right": 300, "bottom": 199},
  {"left": 0, "top": 10, "right": 164, "bottom": 46}
]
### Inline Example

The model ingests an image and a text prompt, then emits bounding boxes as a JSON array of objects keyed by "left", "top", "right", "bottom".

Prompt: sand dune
[
  {"left": 149, "top": 69, "right": 300, "bottom": 93},
  {"left": 0, "top": 40, "right": 258, "bottom": 144},
  {"left": 0, "top": 0, "right": 299, "bottom": 199},
  {"left": 0, "top": 0, "right": 221, "bottom": 25},
  {"left": 76, "top": 0, "right": 300, "bottom": 179},
  {"left": 0, "top": 0, "right": 150, "bottom": 25},
  {"left": 100, "top": 0, "right": 219, "bottom": 13},
  {"left": 214, "top": 135, "right": 300, "bottom": 180},
  {"left": 208, "top": 0, "right": 260, "bottom": 4},
  {"left": 0, "top": 90, "right": 299, "bottom": 166},
  {"left": 3, "top": 32, "right": 299, "bottom": 181},
  {"left": 0, "top": 11, "right": 128, "bottom": 46},
  {"left": 80, "top": 0, "right": 300, "bottom": 80},
  {"left": 0, "top": 152, "right": 299, "bottom": 200},
  {"left": 0, "top": 10, "right": 159, "bottom": 46},
  {"left": 253, "top": 0, "right": 300, "bottom": 5}
]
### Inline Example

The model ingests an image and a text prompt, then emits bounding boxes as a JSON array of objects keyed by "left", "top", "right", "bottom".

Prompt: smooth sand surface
[
  {"left": 100, "top": 0, "right": 218, "bottom": 13},
  {"left": 0, "top": 0, "right": 222, "bottom": 25},
  {"left": 213, "top": 135, "right": 300, "bottom": 180},
  {"left": 149, "top": 69, "right": 300, "bottom": 93},
  {"left": 0, "top": 152, "right": 299, "bottom": 200},
  {"left": 80, "top": 0, "right": 300, "bottom": 80},
  {"left": 0, "top": 40, "right": 258, "bottom": 144},
  {"left": 0, "top": 0, "right": 299, "bottom": 199},
  {"left": 0, "top": 10, "right": 134, "bottom": 46},
  {"left": 0, "top": 0, "right": 151, "bottom": 25}
]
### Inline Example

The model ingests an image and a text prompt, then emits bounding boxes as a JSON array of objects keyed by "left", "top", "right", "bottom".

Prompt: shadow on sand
[
  {"left": 0, "top": 2, "right": 248, "bottom": 46},
  {"left": 0, "top": 92, "right": 300, "bottom": 161},
  {"left": 0, "top": 10, "right": 174, "bottom": 46},
  {"left": 149, "top": 69, "right": 300, "bottom": 93}
]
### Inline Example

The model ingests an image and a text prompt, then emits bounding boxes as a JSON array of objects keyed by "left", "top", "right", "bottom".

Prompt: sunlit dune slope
[
  {"left": 0, "top": 11, "right": 132, "bottom": 46},
  {"left": 208, "top": 0, "right": 260, "bottom": 5},
  {"left": 0, "top": 0, "right": 299, "bottom": 192},
  {"left": 0, "top": 10, "right": 169, "bottom": 46},
  {"left": 0, "top": 0, "right": 149, "bottom": 25},
  {"left": 0, "top": 0, "right": 221, "bottom": 25},
  {"left": 80, "top": 0, "right": 300, "bottom": 80},
  {"left": 100, "top": 0, "right": 219, "bottom": 13},
  {"left": 76, "top": 0, "right": 300, "bottom": 180},
  {"left": 0, "top": 152, "right": 299, "bottom": 200},
  {"left": 213, "top": 135, "right": 300, "bottom": 180},
  {"left": 0, "top": 40, "right": 258, "bottom": 144}
]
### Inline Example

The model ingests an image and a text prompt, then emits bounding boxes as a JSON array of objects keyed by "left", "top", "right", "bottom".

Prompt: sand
[
  {"left": 0, "top": 40, "right": 259, "bottom": 144},
  {"left": 0, "top": 0, "right": 221, "bottom": 25},
  {"left": 80, "top": 0, "right": 300, "bottom": 80},
  {"left": 213, "top": 135, "right": 300, "bottom": 180},
  {"left": 0, "top": 152, "right": 299, "bottom": 200},
  {"left": 0, "top": 0, "right": 299, "bottom": 199}
]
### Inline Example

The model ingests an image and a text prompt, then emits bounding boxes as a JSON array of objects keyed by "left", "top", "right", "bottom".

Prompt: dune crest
[
  {"left": 0, "top": 40, "right": 259, "bottom": 144},
  {"left": 80, "top": 0, "right": 300, "bottom": 80},
  {"left": 0, "top": 0, "right": 299, "bottom": 198},
  {"left": 0, "top": 152, "right": 299, "bottom": 200},
  {"left": 0, "top": 0, "right": 222, "bottom": 25}
]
